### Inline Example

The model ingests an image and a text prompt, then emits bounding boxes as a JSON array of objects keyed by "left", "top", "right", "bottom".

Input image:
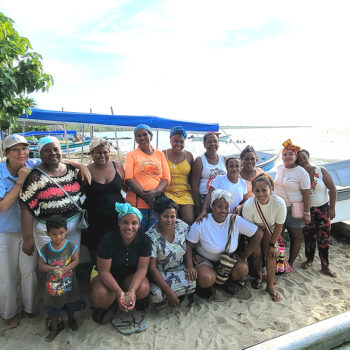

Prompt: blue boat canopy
[{"left": 19, "top": 109, "right": 219, "bottom": 132}]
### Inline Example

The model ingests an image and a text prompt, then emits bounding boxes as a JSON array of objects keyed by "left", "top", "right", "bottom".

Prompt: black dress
[{"left": 83, "top": 162, "right": 125, "bottom": 252}]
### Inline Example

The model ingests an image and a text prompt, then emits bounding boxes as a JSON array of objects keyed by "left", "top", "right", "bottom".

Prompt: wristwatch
[{"left": 269, "top": 242, "right": 278, "bottom": 248}]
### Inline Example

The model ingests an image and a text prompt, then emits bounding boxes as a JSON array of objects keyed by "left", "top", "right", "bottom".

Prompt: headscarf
[
  {"left": 170, "top": 126, "right": 187, "bottom": 139},
  {"left": 115, "top": 202, "right": 143, "bottom": 222},
  {"left": 38, "top": 136, "right": 61, "bottom": 152},
  {"left": 89, "top": 137, "right": 110, "bottom": 152},
  {"left": 282, "top": 139, "right": 301, "bottom": 155},
  {"left": 134, "top": 124, "right": 153, "bottom": 137},
  {"left": 210, "top": 189, "right": 234, "bottom": 208}
]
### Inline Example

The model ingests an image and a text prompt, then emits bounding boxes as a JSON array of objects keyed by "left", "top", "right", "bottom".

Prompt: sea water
[{"left": 95, "top": 127, "right": 350, "bottom": 167}]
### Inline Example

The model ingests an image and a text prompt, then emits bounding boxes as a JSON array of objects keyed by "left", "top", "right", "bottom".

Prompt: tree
[{"left": 0, "top": 12, "right": 53, "bottom": 129}]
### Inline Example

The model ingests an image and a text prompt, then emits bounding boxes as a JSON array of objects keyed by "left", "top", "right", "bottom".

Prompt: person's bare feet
[
  {"left": 8, "top": 315, "right": 20, "bottom": 328},
  {"left": 45, "top": 329, "right": 58, "bottom": 342},
  {"left": 321, "top": 267, "right": 337, "bottom": 278}
]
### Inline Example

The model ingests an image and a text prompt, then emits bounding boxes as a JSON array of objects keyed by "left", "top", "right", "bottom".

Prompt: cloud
[{"left": 2, "top": 0, "right": 350, "bottom": 125}]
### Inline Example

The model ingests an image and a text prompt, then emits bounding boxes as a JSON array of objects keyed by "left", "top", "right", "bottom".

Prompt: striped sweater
[{"left": 20, "top": 164, "right": 82, "bottom": 220}]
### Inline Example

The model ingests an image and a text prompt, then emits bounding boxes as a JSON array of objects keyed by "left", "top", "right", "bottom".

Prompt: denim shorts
[{"left": 285, "top": 206, "right": 305, "bottom": 228}]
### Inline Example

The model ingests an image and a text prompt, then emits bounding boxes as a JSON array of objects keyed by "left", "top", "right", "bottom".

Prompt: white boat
[{"left": 322, "top": 160, "right": 350, "bottom": 223}]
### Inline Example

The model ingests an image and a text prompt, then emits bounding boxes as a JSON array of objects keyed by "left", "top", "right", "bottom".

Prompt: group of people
[{"left": 0, "top": 126, "right": 337, "bottom": 340}]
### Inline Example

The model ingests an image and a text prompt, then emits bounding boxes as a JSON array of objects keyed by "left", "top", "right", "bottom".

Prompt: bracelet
[
  {"left": 15, "top": 182, "right": 23, "bottom": 187},
  {"left": 304, "top": 212, "right": 310, "bottom": 215}
]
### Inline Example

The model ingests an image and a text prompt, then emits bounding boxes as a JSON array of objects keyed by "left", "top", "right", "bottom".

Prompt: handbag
[
  {"left": 254, "top": 198, "right": 286, "bottom": 273},
  {"left": 281, "top": 168, "right": 304, "bottom": 219},
  {"left": 215, "top": 214, "right": 237, "bottom": 285},
  {"left": 36, "top": 167, "right": 88, "bottom": 230}
]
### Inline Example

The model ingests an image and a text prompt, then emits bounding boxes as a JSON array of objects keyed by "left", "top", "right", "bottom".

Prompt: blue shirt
[{"left": 0, "top": 159, "right": 42, "bottom": 233}]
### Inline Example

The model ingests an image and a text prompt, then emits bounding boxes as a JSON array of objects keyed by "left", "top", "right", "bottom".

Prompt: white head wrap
[{"left": 210, "top": 189, "right": 234, "bottom": 208}]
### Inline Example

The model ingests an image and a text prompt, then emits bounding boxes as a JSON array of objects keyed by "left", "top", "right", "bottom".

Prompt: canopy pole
[
  {"left": 110, "top": 107, "right": 121, "bottom": 161},
  {"left": 81, "top": 125, "right": 85, "bottom": 163},
  {"left": 63, "top": 124, "right": 71, "bottom": 159},
  {"left": 156, "top": 130, "right": 159, "bottom": 149},
  {"left": 220, "top": 127, "right": 241, "bottom": 152},
  {"left": 90, "top": 108, "right": 94, "bottom": 139},
  {"left": 22, "top": 120, "right": 25, "bottom": 136}
]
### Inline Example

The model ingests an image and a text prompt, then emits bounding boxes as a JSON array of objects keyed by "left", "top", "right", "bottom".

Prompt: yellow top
[{"left": 164, "top": 158, "right": 194, "bottom": 205}]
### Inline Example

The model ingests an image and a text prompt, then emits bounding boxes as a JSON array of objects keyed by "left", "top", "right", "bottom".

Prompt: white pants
[
  {"left": 33, "top": 217, "right": 81, "bottom": 252},
  {"left": 0, "top": 232, "right": 37, "bottom": 320}
]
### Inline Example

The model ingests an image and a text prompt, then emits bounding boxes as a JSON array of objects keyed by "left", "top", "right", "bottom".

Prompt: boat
[
  {"left": 188, "top": 134, "right": 232, "bottom": 142},
  {"left": 268, "top": 159, "right": 350, "bottom": 223}
]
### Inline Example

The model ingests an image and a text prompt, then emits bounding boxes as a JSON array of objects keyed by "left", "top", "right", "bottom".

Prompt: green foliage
[{"left": 0, "top": 12, "right": 53, "bottom": 129}]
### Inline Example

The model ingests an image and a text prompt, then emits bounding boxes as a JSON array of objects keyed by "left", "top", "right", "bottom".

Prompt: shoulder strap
[
  {"left": 36, "top": 167, "right": 83, "bottom": 213},
  {"left": 254, "top": 198, "right": 273, "bottom": 236},
  {"left": 225, "top": 214, "right": 237, "bottom": 253},
  {"left": 281, "top": 167, "right": 292, "bottom": 204}
]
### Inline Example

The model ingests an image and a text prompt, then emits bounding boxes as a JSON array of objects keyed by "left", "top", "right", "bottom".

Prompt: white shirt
[
  {"left": 274, "top": 165, "right": 310, "bottom": 207},
  {"left": 242, "top": 194, "right": 287, "bottom": 230},
  {"left": 199, "top": 154, "right": 226, "bottom": 195},
  {"left": 187, "top": 213, "right": 257, "bottom": 262},
  {"left": 211, "top": 175, "right": 247, "bottom": 212},
  {"left": 310, "top": 167, "right": 329, "bottom": 207}
]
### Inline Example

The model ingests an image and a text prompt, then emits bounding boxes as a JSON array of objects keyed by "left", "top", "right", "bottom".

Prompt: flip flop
[
  {"left": 301, "top": 261, "right": 313, "bottom": 269},
  {"left": 251, "top": 279, "right": 263, "bottom": 289},
  {"left": 266, "top": 289, "right": 281, "bottom": 302},
  {"left": 112, "top": 313, "right": 136, "bottom": 335},
  {"left": 132, "top": 310, "right": 148, "bottom": 333},
  {"left": 284, "top": 262, "right": 293, "bottom": 274}
]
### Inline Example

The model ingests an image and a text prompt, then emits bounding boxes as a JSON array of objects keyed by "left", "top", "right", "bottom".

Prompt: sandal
[
  {"left": 301, "top": 260, "right": 313, "bottom": 269},
  {"left": 223, "top": 280, "right": 236, "bottom": 295},
  {"left": 236, "top": 279, "right": 246, "bottom": 288},
  {"left": 112, "top": 313, "right": 135, "bottom": 335},
  {"left": 284, "top": 262, "right": 293, "bottom": 274},
  {"left": 8, "top": 315, "right": 20, "bottom": 328},
  {"left": 132, "top": 310, "right": 148, "bottom": 333},
  {"left": 266, "top": 288, "right": 281, "bottom": 302},
  {"left": 251, "top": 278, "right": 263, "bottom": 289},
  {"left": 321, "top": 267, "right": 337, "bottom": 278}
]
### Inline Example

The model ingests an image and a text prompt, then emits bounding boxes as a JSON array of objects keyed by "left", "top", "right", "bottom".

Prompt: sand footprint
[
  {"left": 235, "top": 288, "right": 253, "bottom": 301},
  {"left": 333, "top": 288, "right": 344, "bottom": 296}
]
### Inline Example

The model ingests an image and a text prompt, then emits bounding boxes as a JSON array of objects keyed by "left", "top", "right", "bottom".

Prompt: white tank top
[
  {"left": 199, "top": 154, "right": 227, "bottom": 194},
  {"left": 310, "top": 167, "right": 329, "bottom": 207}
]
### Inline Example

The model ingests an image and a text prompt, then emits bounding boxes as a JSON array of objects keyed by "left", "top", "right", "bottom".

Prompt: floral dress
[{"left": 146, "top": 219, "right": 196, "bottom": 303}]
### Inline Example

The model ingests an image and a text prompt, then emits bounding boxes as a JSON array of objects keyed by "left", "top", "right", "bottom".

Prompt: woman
[
  {"left": 83, "top": 138, "right": 125, "bottom": 258},
  {"left": 124, "top": 124, "right": 171, "bottom": 231},
  {"left": 242, "top": 175, "right": 287, "bottom": 302},
  {"left": 1, "top": 135, "right": 89, "bottom": 327},
  {"left": 240, "top": 145, "right": 264, "bottom": 195},
  {"left": 146, "top": 195, "right": 196, "bottom": 307},
  {"left": 191, "top": 132, "right": 226, "bottom": 217},
  {"left": 91, "top": 203, "right": 151, "bottom": 334},
  {"left": 274, "top": 139, "right": 311, "bottom": 271},
  {"left": 196, "top": 157, "right": 248, "bottom": 221},
  {"left": 163, "top": 126, "right": 195, "bottom": 225},
  {"left": 20, "top": 136, "right": 85, "bottom": 254},
  {"left": 297, "top": 149, "right": 337, "bottom": 277},
  {"left": 186, "top": 189, "right": 263, "bottom": 299}
]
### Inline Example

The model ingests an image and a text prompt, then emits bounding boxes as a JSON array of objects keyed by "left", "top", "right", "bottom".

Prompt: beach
[
  {"left": 0, "top": 223, "right": 349, "bottom": 350},
  {"left": 1, "top": 126, "right": 350, "bottom": 349}
]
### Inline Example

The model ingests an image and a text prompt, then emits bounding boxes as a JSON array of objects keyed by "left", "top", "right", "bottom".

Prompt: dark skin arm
[
  {"left": 268, "top": 223, "right": 284, "bottom": 258},
  {"left": 301, "top": 188, "right": 311, "bottom": 225},
  {"left": 184, "top": 243, "right": 197, "bottom": 281},
  {"left": 191, "top": 157, "right": 203, "bottom": 217},
  {"left": 241, "top": 227, "right": 263, "bottom": 260},
  {"left": 196, "top": 186, "right": 214, "bottom": 222},
  {"left": 20, "top": 203, "right": 35, "bottom": 256},
  {"left": 39, "top": 250, "right": 79, "bottom": 277},
  {"left": 321, "top": 167, "right": 337, "bottom": 220}
]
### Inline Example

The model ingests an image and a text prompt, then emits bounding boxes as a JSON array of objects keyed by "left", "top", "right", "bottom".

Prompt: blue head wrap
[
  {"left": 134, "top": 124, "right": 153, "bottom": 137},
  {"left": 38, "top": 136, "right": 61, "bottom": 152},
  {"left": 115, "top": 202, "right": 143, "bottom": 222},
  {"left": 170, "top": 126, "right": 187, "bottom": 139}
]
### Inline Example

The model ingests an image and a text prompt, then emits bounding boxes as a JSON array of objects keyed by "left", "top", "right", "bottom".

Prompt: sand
[{"left": 1, "top": 224, "right": 350, "bottom": 350}]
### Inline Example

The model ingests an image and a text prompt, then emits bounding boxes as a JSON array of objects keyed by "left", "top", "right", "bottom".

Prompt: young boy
[{"left": 38, "top": 215, "right": 80, "bottom": 342}]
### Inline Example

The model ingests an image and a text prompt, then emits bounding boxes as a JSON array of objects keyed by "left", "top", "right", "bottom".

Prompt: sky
[{"left": 1, "top": 0, "right": 350, "bottom": 126}]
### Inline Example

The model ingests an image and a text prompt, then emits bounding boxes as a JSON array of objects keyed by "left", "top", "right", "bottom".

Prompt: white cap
[{"left": 2, "top": 134, "right": 29, "bottom": 151}]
